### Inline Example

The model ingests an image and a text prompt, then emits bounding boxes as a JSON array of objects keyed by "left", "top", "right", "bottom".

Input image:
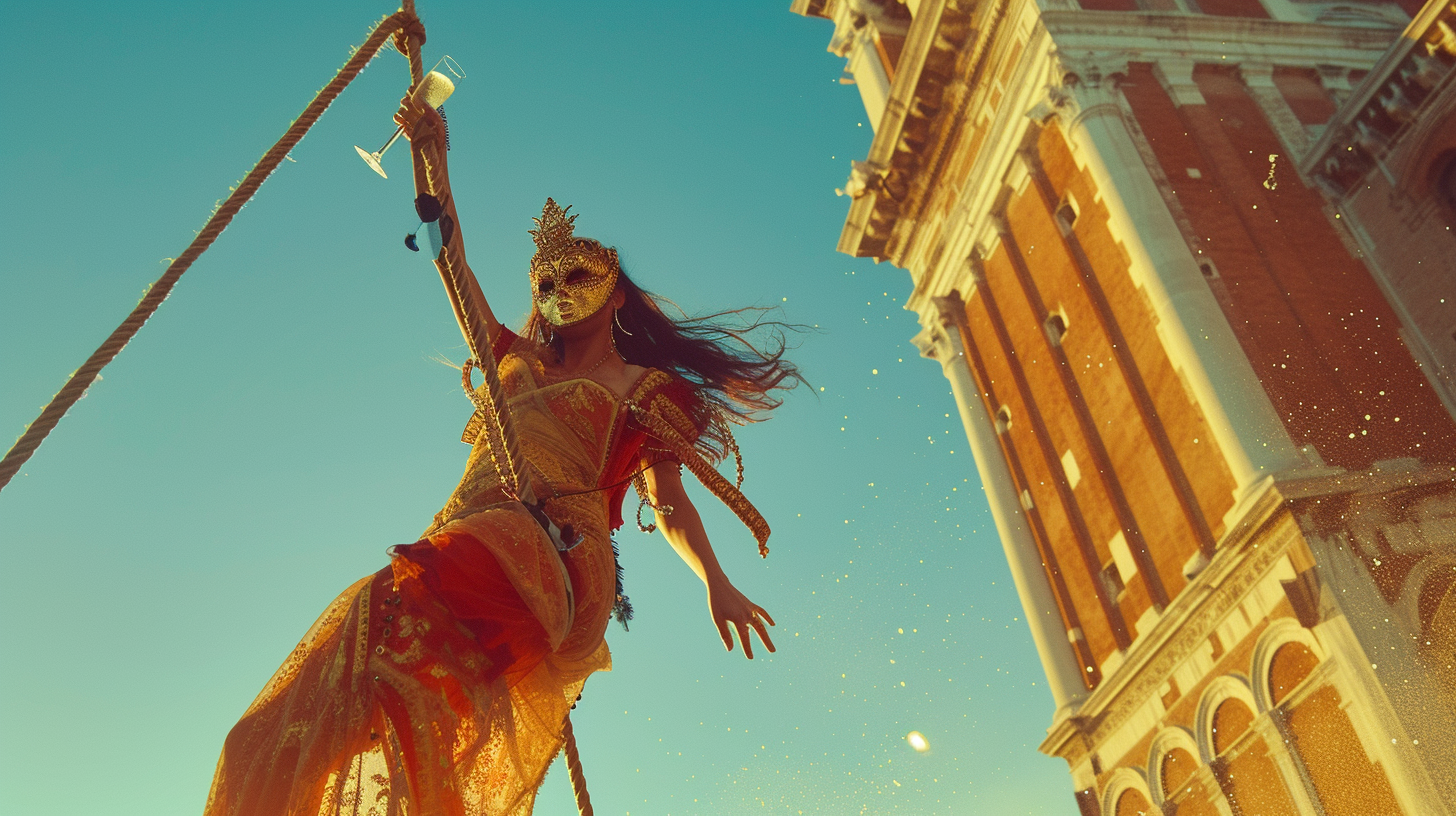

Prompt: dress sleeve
[
  {"left": 621, "top": 375, "right": 772, "bottom": 557},
  {"left": 600, "top": 374, "right": 699, "bottom": 530},
  {"left": 636, "top": 377, "right": 703, "bottom": 469}
]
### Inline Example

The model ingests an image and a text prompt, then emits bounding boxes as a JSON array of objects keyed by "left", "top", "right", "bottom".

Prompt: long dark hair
[{"left": 522, "top": 267, "right": 805, "bottom": 461}]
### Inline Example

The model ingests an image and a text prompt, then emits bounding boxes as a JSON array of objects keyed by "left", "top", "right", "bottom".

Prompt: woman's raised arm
[{"left": 395, "top": 96, "right": 501, "bottom": 362}]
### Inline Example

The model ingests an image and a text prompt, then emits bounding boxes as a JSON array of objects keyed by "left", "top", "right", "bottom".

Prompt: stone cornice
[
  {"left": 1040, "top": 479, "right": 1296, "bottom": 763},
  {"left": 889, "top": 6, "right": 1398, "bottom": 324},
  {"left": 904, "top": 8, "right": 1055, "bottom": 321},
  {"left": 882, "top": 0, "right": 1014, "bottom": 270},
  {"left": 1040, "top": 9, "right": 1399, "bottom": 70},
  {"left": 837, "top": 0, "right": 975, "bottom": 260},
  {"left": 1300, "top": 0, "right": 1456, "bottom": 197}
]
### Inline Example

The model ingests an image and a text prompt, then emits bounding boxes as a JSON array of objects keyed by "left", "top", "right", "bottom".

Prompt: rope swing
[
  {"left": 0, "top": 6, "right": 422, "bottom": 493},
  {"left": 0, "top": 3, "right": 595, "bottom": 811}
]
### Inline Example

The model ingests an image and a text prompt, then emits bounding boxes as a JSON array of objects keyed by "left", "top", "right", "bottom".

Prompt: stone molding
[
  {"left": 1249, "top": 616, "right": 1325, "bottom": 713},
  {"left": 1301, "top": 0, "right": 1456, "bottom": 198},
  {"left": 1100, "top": 765, "right": 1155, "bottom": 816},
  {"left": 1153, "top": 57, "right": 1204, "bottom": 108},
  {"left": 1041, "top": 483, "right": 1296, "bottom": 764},
  {"left": 1146, "top": 725, "right": 1203, "bottom": 810},
  {"left": 1192, "top": 674, "right": 1260, "bottom": 763}
]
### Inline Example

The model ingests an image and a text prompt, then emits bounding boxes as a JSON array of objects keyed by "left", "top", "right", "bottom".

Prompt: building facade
[{"left": 793, "top": 0, "right": 1456, "bottom": 813}]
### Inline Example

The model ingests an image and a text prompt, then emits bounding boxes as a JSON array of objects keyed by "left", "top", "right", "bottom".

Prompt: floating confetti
[{"left": 1263, "top": 153, "right": 1279, "bottom": 190}]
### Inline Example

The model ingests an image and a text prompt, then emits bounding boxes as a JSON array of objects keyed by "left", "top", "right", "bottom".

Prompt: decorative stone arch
[
  {"left": 1250, "top": 617, "right": 1325, "bottom": 712},
  {"left": 1415, "top": 558, "right": 1456, "bottom": 705},
  {"left": 1432, "top": 150, "right": 1456, "bottom": 219},
  {"left": 1392, "top": 102, "right": 1456, "bottom": 204},
  {"left": 1194, "top": 674, "right": 1260, "bottom": 762},
  {"left": 1146, "top": 725, "right": 1203, "bottom": 811},
  {"left": 1100, "top": 766, "right": 1156, "bottom": 816},
  {"left": 1396, "top": 555, "right": 1456, "bottom": 634}
]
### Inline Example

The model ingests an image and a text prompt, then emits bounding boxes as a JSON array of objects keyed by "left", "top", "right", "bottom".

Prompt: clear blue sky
[{"left": 0, "top": 2, "right": 1075, "bottom": 813}]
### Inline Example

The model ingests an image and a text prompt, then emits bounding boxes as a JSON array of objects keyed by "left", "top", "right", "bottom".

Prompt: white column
[
  {"left": 915, "top": 298, "right": 1088, "bottom": 720},
  {"left": 1058, "top": 78, "right": 1302, "bottom": 510}
]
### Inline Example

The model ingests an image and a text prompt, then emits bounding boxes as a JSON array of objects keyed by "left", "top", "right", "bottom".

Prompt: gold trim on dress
[{"left": 624, "top": 397, "right": 771, "bottom": 558}]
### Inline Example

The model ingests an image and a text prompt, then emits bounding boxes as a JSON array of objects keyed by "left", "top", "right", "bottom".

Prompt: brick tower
[{"left": 793, "top": 0, "right": 1456, "bottom": 813}]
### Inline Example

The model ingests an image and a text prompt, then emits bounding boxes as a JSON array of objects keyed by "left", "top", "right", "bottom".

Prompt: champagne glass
[{"left": 355, "top": 59, "right": 462, "bottom": 179}]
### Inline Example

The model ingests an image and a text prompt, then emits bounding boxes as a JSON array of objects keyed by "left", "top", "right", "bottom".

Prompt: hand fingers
[
  {"left": 755, "top": 607, "right": 776, "bottom": 628},
  {"left": 750, "top": 614, "right": 776, "bottom": 654},
  {"left": 736, "top": 619, "right": 754, "bottom": 660},
  {"left": 394, "top": 95, "right": 432, "bottom": 125},
  {"left": 717, "top": 618, "right": 733, "bottom": 652}
]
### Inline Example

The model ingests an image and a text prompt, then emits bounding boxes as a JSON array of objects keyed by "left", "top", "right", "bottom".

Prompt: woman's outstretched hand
[
  {"left": 642, "top": 462, "right": 776, "bottom": 660},
  {"left": 707, "top": 576, "right": 776, "bottom": 659}
]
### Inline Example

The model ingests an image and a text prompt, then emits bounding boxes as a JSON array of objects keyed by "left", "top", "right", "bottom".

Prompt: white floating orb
[{"left": 906, "top": 731, "right": 929, "bottom": 752}]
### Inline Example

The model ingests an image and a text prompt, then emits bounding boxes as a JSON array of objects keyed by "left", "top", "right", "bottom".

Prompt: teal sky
[{"left": 1, "top": 2, "right": 1074, "bottom": 813}]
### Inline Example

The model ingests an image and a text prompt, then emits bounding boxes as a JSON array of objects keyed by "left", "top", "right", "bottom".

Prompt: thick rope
[
  {"left": 1, "top": 6, "right": 600, "bottom": 811},
  {"left": 461, "top": 358, "right": 521, "bottom": 499},
  {"left": 561, "top": 714, "right": 595, "bottom": 816},
  {"left": 0, "top": 8, "right": 421, "bottom": 494}
]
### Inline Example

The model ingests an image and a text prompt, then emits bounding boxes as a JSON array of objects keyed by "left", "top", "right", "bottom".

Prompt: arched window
[
  {"left": 1115, "top": 787, "right": 1155, "bottom": 816},
  {"left": 1101, "top": 768, "right": 1157, "bottom": 816},
  {"left": 1271, "top": 639, "right": 1406, "bottom": 815},
  {"left": 1211, "top": 697, "right": 1255, "bottom": 756},
  {"left": 1159, "top": 747, "right": 1198, "bottom": 798},
  {"left": 1210, "top": 696, "right": 1301, "bottom": 816},
  {"left": 1197, "top": 678, "right": 1303, "bottom": 816},
  {"left": 1269, "top": 641, "right": 1319, "bottom": 705}
]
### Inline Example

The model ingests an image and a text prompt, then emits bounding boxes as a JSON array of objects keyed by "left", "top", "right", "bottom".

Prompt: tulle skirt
[{"left": 203, "top": 521, "right": 606, "bottom": 816}]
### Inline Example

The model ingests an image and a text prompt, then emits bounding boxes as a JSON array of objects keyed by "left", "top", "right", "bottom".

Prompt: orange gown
[{"left": 202, "top": 329, "right": 710, "bottom": 816}]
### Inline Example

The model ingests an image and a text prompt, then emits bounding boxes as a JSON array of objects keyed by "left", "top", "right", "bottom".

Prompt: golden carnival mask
[{"left": 528, "top": 198, "right": 620, "bottom": 327}]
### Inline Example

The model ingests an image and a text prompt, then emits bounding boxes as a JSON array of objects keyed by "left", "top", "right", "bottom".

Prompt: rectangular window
[
  {"left": 1062, "top": 449, "right": 1082, "bottom": 489},
  {"left": 1109, "top": 531, "right": 1139, "bottom": 581}
]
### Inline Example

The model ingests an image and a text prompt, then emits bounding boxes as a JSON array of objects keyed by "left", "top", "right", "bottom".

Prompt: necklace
[{"left": 556, "top": 346, "right": 617, "bottom": 381}]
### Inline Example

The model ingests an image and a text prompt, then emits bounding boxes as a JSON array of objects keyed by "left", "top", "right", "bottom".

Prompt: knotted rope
[
  {"left": 561, "top": 714, "right": 595, "bottom": 816},
  {"left": 0, "top": 7, "right": 598, "bottom": 812},
  {"left": 0, "top": 5, "right": 424, "bottom": 493}
]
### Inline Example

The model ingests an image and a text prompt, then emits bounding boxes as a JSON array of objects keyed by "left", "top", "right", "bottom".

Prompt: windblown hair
[{"left": 522, "top": 267, "right": 805, "bottom": 461}]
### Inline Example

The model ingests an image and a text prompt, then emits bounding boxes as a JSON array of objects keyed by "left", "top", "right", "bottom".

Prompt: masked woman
[{"left": 203, "top": 93, "right": 798, "bottom": 816}]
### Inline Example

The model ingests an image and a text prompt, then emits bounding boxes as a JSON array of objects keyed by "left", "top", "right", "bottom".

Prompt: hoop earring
[{"left": 614, "top": 309, "right": 633, "bottom": 336}]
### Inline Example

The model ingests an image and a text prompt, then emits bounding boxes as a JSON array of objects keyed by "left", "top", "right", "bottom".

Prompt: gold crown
[{"left": 529, "top": 198, "right": 579, "bottom": 258}]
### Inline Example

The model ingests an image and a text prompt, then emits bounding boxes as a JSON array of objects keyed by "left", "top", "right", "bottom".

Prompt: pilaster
[
  {"left": 1238, "top": 62, "right": 1315, "bottom": 158},
  {"left": 1052, "top": 67, "right": 1304, "bottom": 521},
  {"left": 914, "top": 292, "right": 1090, "bottom": 720},
  {"left": 1187, "top": 764, "right": 1238, "bottom": 816},
  {"left": 1254, "top": 713, "right": 1326, "bottom": 816}
]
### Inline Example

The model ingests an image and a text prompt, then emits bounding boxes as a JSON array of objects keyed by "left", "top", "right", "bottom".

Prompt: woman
[{"left": 202, "top": 94, "right": 798, "bottom": 815}]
